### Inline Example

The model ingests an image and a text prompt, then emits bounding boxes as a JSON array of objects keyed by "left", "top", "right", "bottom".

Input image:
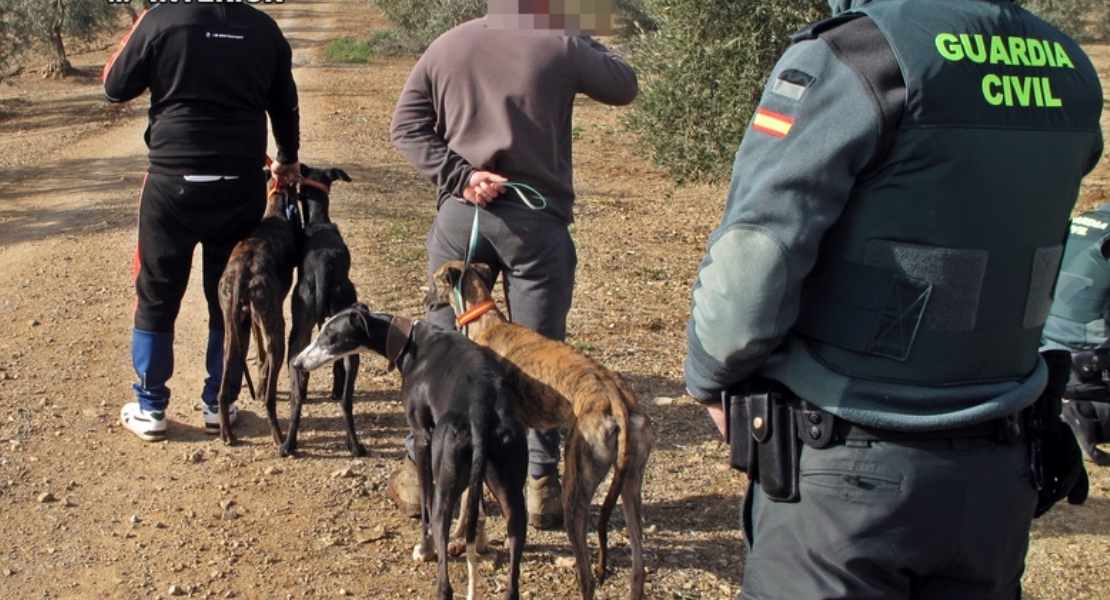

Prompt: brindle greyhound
[
  {"left": 428, "top": 260, "right": 655, "bottom": 600},
  {"left": 214, "top": 176, "right": 300, "bottom": 446},
  {"left": 282, "top": 164, "right": 362, "bottom": 458},
  {"left": 291, "top": 304, "right": 528, "bottom": 600}
]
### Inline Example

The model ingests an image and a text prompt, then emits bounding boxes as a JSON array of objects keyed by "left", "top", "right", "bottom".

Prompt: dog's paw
[
  {"left": 348, "top": 441, "right": 367, "bottom": 457},
  {"left": 447, "top": 528, "right": 492, "bottom": 557},
  {"left": 593, "top": 561, "right": 607, "bottom": 582},
  {"left": 276, "top": 436, "right": 297, "bottom": 456},
  {"left": 412, "top": 543, "right": 436, "bottom": 562}
]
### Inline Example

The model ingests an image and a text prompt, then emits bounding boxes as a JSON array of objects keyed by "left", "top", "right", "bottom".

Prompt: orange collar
[
  {"left": 267, "top": 184, "right": 289, "bottom": 200},
  {"left": 301, "top": 177, "right": 330, "bottom": 194},
  {"left": 456, "top": 300, "right": 496, "bottom": 328}
]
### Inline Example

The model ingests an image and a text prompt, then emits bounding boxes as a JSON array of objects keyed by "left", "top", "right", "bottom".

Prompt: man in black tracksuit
[
  {"left": 103, "top": 2, "right": 299, "bottom": 442},
  {"left": 684, "top": 0, "right": 1102, "bottom": 597}
]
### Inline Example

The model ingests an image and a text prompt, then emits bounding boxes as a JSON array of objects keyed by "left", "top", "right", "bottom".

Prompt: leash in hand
[{"left": 455, "top": 182, "right": 548, "bottom": 328}]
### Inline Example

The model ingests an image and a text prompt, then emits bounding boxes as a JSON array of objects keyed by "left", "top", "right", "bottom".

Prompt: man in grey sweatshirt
[{"left": 390, "top": 14, "right": 637, "bottom": 529}]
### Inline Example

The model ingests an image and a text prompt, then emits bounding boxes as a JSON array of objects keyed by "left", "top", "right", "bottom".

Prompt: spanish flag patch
[{"left": 752, "top": 108, "right": 794, "bottom": 138}]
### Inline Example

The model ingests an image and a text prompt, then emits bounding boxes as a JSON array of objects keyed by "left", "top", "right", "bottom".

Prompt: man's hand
[
  {"left": 463, "top": 170, "right": 507, "bottom": 208},
  {"left": 705, "top": 402, "right": 727, "bottom": 438},
  {"left": 271, "top": 161, "right": 301, "bottom": 187}
]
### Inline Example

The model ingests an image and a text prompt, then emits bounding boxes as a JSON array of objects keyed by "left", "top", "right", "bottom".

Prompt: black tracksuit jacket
[{"left": 102, "top": 3, "right": 299, "bottom": 176}]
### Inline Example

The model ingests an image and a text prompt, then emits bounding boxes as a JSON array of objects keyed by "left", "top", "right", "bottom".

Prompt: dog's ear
[
  {"left": 428, "top": 265, "right": 456, "bottom": 308},
  {"left": 471, "top": 263, "right": 495, "bottom": 291},
  {"left": 328, "top": 168, "right": 351, "bottom": 183},
  {"left": 428, "top": 263, "right": 461, "bottom": 311},
  {"left": 349, "top": 304, "right": 370, "bottom": 333},
  {"left": 434, "top": 263, "right": 461, "bottom": 293},
  {"left": 422, "top": 285, "right": 446, "bottom": 312}
]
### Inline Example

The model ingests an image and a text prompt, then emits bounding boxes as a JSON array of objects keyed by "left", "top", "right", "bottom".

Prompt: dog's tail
[
  {"left": 596, "top": 377, "right": 634, "bottom": 558},
  {"left": 464, "top": 419, "right": 486, "bottom": 547},
  {"left": 226, "top": 274, "right": 255, "bottom": 399},
  {"left": 464, "top": 413, "right": 488, "bottom": 600}
]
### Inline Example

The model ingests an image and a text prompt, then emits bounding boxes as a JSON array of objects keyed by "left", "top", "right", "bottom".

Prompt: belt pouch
[
  {"left": 723, "top": 389, "right": 758, "bottom": 476},
  {"left": 749, "top": 387, "right": 800, "bottom": 502}
]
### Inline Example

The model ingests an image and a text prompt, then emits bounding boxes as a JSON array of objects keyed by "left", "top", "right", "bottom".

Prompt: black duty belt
[{"left": 796, "top": 401, "right": 1026, "bottom": 449}]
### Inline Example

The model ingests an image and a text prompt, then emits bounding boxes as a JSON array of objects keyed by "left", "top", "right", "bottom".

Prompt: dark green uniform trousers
[{"left": 741, "top": 438, "right": 1037, "bottom": 600}]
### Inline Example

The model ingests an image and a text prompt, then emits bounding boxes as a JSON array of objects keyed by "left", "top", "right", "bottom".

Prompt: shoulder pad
[{"left": 791, "top": 13, "right": 865, "bottom": 43}]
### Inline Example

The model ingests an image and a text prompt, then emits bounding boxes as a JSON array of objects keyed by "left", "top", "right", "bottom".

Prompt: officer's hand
[{"left": 1034, "top": 415, "right": 1090, "bottom": 518}]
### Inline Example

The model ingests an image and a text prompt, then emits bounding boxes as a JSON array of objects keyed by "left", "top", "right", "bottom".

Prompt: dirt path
[{"left": 0, "top": 2, "right": 1109, "bottom": 599}]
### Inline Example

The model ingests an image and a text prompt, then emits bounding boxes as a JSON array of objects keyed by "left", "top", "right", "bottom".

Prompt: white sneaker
[
  {"left": 203, "top": 402, "right": 239, "bottom": 434},
  {"left": 120, "top": 402, "right": 167, "bottom": 442}
]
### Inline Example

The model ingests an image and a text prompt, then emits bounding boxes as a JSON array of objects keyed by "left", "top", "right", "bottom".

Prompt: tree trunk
[{"left": 43, "top": 0, "right": 74, "bottom": 79}]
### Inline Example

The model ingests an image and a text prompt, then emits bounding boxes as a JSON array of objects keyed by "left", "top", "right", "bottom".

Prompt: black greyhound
[
  {"left": 283, "top": 164, "right": 361, "bottom": 457},
  {"left": 291, "top": 304, "right": 528, "bottom": 600}
]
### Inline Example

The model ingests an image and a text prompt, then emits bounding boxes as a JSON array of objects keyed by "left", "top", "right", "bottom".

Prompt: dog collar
[
  {"left": 456, "top": 300, "right": 496, "bottom": 329},
  {"left": 301, "top": 177, "right": 330, "bottom": 194},
  {"left": 385, "top": 315, "right": 414, "bottom": 371}
]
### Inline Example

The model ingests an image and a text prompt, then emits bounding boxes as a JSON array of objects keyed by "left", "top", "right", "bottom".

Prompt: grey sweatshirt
[{"left": 390, "top": 18, "right": 638, "bottom": 224}]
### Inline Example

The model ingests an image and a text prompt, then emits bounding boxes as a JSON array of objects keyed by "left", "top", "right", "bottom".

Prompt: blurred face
[{"left": 488, "top": 0, "right": 616, "bottom": 36}]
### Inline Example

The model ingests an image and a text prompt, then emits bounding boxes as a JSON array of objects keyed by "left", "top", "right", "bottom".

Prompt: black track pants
[{"left": 132, "top": 171, "right": 266, "bottom": 333}]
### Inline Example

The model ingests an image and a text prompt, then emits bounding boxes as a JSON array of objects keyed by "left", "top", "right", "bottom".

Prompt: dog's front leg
[
  {"left": 338, "top": 354, "right": 366, "bottom": 456},
  {"left": 411, "top": 428, "right": 436, "bottom": 562}
]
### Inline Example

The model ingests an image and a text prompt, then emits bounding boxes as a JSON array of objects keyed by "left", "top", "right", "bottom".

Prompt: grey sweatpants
[
  {"left": 424, "top": 197, "right": 578, "bottom": 478},
  {"left": 740, "top": 438, "right": 1038, "bottom": 600}
]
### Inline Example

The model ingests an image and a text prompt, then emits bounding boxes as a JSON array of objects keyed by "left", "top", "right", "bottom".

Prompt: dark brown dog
[
  {"left": 429, "top": 260, "right": 655, "bottom": 600},
  {"left": 215, "top": 177, "right": 300, "bottom": 446}
]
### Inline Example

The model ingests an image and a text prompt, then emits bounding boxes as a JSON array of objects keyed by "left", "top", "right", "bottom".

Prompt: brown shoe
[
  {"left": 388, "top": 456, "right": 421, "bottom": 519},
  {"left": 526, "top": 474, "right": 564, "bottom": 530}
]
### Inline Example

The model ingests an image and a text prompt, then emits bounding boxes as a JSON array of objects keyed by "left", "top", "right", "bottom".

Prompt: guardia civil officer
[
  {"left": 103, "top": 2, "right": 300, "bottom": 442},
  {"left": 1043, "top": 205, "right": 1110, "bottom": 466},
  {"left": 684, "top": 0, "right": 1103, "bottom": 597}
]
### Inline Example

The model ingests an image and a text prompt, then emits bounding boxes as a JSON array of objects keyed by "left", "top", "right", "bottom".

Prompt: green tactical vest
[
  {"left": 791, "top": 0, "right": 1102, "bottom": 385},
  {"left": 1042, "top": 207, "right": 1110, "bottom": 346}
]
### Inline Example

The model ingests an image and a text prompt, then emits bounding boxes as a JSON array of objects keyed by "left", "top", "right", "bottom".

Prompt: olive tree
[
  {"left": 0, "top": 0, "right": 128, "bottom": 79},
  {"left": 622, "top": 0, "right": 827, "bottom": 183}
]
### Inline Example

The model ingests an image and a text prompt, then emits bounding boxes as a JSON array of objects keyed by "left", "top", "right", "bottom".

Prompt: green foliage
[
  {"left": 1021, "top": 0, "right": 1110, "bottom": 43},
  {"left": 0, "top": 0, "right": 128, "bottom": 75},
  {"left": 622, "top": 0, "right": 827, "bottom": 184},
  {"left": 371, "top": 0, "right": 485, "bottom": 54},
  {"left": 324, "top": 36, "right": 375, "bottom": 63},
  {"left": 613, "top": 0, "right": 658, "bottom": 39},
  {"left": 371, "top": 0, "right": 659, "bottom": 53}
]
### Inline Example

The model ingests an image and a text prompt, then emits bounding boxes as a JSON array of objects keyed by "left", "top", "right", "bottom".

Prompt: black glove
[{"left": 1033, "top": 415, "right": 1090, "bottom": 518}]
